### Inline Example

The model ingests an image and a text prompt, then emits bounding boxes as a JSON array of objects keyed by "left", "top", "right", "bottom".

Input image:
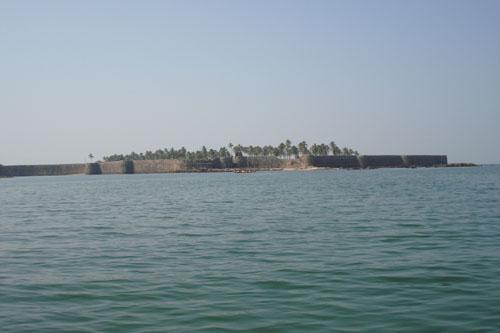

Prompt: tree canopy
[{"left": 102, "top": 140, "right": 359, "bottom": 162}]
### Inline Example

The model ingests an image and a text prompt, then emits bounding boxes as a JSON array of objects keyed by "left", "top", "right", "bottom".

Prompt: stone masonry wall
[
  {"left": 0, "top": 155, "right": 448, "bottom": 177},
  {"left": 185, "top": 159, "right": 220, "bottom": 170},
  {"left": 358, "top": 155, "right": 406, "bottom": 168},
  {"left": 236, "top": 156, "right": 285, "bottom": 169},
  {"left": 133, "top": 159, "right": 186, "bottom": 173},
  {"left": 0, "top": 164, "right": 87, "bottom": 177},
  {"left": 403, "top": 155, "right": 448, "bottom": 167},
  {"left": 308, "top": 155, "right": 361, "bottom": 168},
  {"left": 98, "top": 161, "right": 125, "bottom": 174}
]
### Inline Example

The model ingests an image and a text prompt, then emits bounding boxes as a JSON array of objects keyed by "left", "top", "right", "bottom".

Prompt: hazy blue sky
[{"left": 1, "top": 0, "right": 499, "bottom": 164}]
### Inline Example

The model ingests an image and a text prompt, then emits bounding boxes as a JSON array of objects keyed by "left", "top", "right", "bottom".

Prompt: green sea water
[{"left": 1, "top": 166, "right": 500, "bottom": 332}]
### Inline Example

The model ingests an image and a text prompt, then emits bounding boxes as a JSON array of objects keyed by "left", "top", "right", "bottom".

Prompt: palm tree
[
  {"left": 208, "top": 149, "right": 217, "bottom": 160},
  {"left": 298, "top": 141, "right": 308, "bottom": 156},
  {"left": 263, "top": 145, "right": 273, "bottom": 156},
  {"left": 285, "top": 139, "right": 292, "bottom": 159},
  {"left": 329, "top": 141, "right": 337, "bottom": 155},
  {"left": 330, "top": 142, "right": 342, "bottom": 155},
  {"left": 321, "top": 144, "right": 330, "bottom": 156},
  {"left": 88, "top": 153, "right": 94, "bottom": 162},
  {"left": 201, "top": 146, "right": 208, "bottom": 159},
  {"left": 241, "top": 146, "right": 250, "bottom": 156},
  {"left": 101, "top": 140, "right": 361, "bottom": 163},
  {"left": 310, "top": 144, "right": 318, "bottom": 156},
  {"left": 278, "top": 142, "right": 286, "bottom": 158},
  {"left": 254, "top": 146, "right": 263, "bottom": 156},
  {"left": 233, "top": 144, "right": 243, "bottom": 155},
  {"left": 179, "top": 147, "right": 187, "bottom": 159},
  {"left": 219, "top": 147, "right": 230, "bottom": 158}
]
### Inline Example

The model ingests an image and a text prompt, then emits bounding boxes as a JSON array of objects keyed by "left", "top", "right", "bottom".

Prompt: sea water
[{"left": 1, "top": 166, "right": 500, "bottom": 332}]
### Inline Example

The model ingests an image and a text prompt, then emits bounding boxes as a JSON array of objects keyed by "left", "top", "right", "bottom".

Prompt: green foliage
[{"left": 102, "top": 140, "right": 359, "bottom": 161}]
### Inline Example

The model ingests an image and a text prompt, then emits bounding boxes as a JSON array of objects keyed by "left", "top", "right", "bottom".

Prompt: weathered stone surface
[
  {"left": 86, "top": 163, "right": 101, "bottom": 175},
  {"left": 308, "top": 155, "right": 360, "bottom": 168},
  {"left": 245, "top": 156, "right": 284, "bottom": 169},
  {"left": 0, "top": 164, "right": 87, "bottom": 177},
  {"left": 98, "top": 161, "right": 125, "bottom": 174},
  {"left": 403, "top": 155, "right": 447, "bottom": 167},
  {"left": 0, "top": 155, "right": 450, "bottom": 177},
  {"left": 123, "top": 160, "right": 134, "bottom": 174},
  {"left": 185, "top": 159, "right": 219, "bottom": 170},
  {"left": 132, "top": 159, "right": 185, "bottom": 173},
  {"left": 358, "top": 155, "right": 405, "bottom": 168}
]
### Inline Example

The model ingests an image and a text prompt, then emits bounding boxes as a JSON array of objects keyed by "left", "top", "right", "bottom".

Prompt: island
[{"left": 0, "top": 140, "right": 466, "bottom": 178}]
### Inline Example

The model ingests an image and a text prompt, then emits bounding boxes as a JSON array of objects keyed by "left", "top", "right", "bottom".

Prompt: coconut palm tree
[
  {"left": 219, "top": 147, "right": 230, "bottom": 158},
  {"left": 329, "top": 141, "right": 337, "bottom": 155},
  {"left": 298, "top": 141, "right": 309, "bottom": 156},
  {"left": 322, "top": 144, "right": 330, "bottom": 155},
  {"left": 278, "top": 142, "right": 286, "bottom": 158},
  {"left": 285, "top": 139, "right": 292, "bottom": 159},
  {"left": 310, "top": 144, "right": 318, "bottom": 156},
  {"left": 101, "top": 140, "right": 360, "bottom": 162},
  {"left": 233, "top": 144, "right": 243, "bottom": 155}
]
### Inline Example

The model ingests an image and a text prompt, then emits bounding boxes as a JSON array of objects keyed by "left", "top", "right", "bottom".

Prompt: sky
[{"left": 1, "top": 0, "right": 499, "bottom": 165}]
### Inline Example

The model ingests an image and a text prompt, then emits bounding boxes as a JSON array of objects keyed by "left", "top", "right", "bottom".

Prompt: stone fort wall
[
  {"left": 133, "top": 159, "right": 185, "bottom": 173},
  {"left": 403, "top": 155, "right": 448, "bottom": 167},
  {"left": 98, "top": 161, "right": 125, "bottom": 174},
  {"left": 0, "top": 163, "right": 87, "bottom": 177},
  {"left": 0, "top": 155, "right": 448, "bottom": 177},
  {"left": 308, "top": 155, "right": 361, "bottom": 168},
  {"left": 358, "top": 155, "right": 406, "bottom": 168}
]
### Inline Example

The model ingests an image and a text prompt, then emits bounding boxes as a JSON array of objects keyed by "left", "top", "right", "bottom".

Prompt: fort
[{"left": 0, "top": 155, "right": 448, "bottom": 177}]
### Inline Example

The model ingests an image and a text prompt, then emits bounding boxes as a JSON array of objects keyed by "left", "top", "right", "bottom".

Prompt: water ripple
[{"left": 1, "top": 167, "right": 500, "bottom": 331}]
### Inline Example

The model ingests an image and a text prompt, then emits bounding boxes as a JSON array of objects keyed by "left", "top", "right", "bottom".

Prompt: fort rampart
[
  {"left": 0, "top": 155, "right": 448, "bottom": 177},
  {"left": 133, "top": 159, "right": 185, "bottom": 173},
  {"left": 0, "top": 163, "right": 87, "bottom": 177},
  {"left": 308, "top": 155, "right": 361, "bottom": 168}
]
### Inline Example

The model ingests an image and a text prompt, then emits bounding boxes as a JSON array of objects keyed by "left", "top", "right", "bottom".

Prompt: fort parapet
[{"left": 0, "top": 155, "right": 448, "bottom": 177}]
